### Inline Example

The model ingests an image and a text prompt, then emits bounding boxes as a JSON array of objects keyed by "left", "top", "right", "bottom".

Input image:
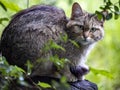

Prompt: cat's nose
[
  {"left": 83, "top": 31, "right": 90, "bottom": 40},
  {"left": 70, "top": 66, "right": 89, "bottom": 78}
]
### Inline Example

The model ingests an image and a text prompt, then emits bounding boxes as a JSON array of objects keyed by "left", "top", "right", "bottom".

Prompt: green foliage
[
  {"left": 25, "top": 60, "right": 33, "bottom": 75},
  {"left": 106, "top": 13, "right": 113, "bottom": 20},
  {"left": 38, "top": 82, "right": 52, "bottom": 88},
  {"left": 0, "top": 0, "right": 22, "bottom": 12},
  {"left": 0, "top": 18, "right": 9, "bottom": 25},
  {"left": 90, "top": 67, "right": 113, "bottom": 79},
  {"left": 95, "top": 11, "right": 104, "bottom": 20},
  {"left": 0, "top": 56, "right": 27, "bottom": 89},
  {"left": 37, "top": 76, "right": 70, "bottom": 90},
  {"left": 96, "top": 0, "right": 120, "bottom": 20},
  {"left": 50, "top": 55, "right": 69, "bottom": 70},
  {"left": 43, "top": 40, "right": 65, "bottom": 52},
  {"left": 60, "top": 33, "right": 68, "bottom": 43},
  {"left": 0, "top": 57, "right": 25, "bottom": 78}
]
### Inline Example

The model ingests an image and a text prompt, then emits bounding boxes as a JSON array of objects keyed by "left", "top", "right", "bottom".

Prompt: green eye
[
  {"left": 91, "top": 28, "right": 97, "bottom": 32},
  {"left": 79, "top": 25, "right": 84, "bottom": 30}
]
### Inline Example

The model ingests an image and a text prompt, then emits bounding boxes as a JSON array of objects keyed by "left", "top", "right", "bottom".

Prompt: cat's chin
[{"left": 78, "top": 41, "right": 94, "bottom": 46}]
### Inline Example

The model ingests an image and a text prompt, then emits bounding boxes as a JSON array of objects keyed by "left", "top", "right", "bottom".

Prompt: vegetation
[{"left": 0, "top": 0, "right": 120, "bottom": 90}]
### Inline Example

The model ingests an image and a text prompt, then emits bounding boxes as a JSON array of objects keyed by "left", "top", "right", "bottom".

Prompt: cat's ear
[{"left": 71, "top": 2, "right": 83, "bottom": 19}]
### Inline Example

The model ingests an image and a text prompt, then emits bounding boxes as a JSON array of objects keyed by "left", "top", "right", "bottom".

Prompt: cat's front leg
[
  {"left": 62, "top": 64, "right": 89, "bottom": 82},
  {"left": 61, "top": 65, "right": 78, "bottom": 82},
  {"left": 70, "top": 65, "right": 89, "bottom": 80}
]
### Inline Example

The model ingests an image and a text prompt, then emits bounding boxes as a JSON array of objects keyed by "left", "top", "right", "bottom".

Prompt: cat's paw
[{"left": 70, "top": 66, "right": 89, "bottom": 79}]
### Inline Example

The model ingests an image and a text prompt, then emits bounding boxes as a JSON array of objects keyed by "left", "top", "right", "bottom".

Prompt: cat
[{"left": 0, "top": 2, "right": 106, "bottom": 82}]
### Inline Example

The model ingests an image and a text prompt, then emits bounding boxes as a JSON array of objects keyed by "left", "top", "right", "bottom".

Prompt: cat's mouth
[
  {"left": 70, "top": 66, "right": 89, "bottom": 78},
  {"left": 76, "top": 37, "right": 95, "bottom": 45}
]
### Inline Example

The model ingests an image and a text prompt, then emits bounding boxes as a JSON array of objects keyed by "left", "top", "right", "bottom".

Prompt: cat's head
[{"left": 67, "top": 2, "right": 106, "bottom": 45}]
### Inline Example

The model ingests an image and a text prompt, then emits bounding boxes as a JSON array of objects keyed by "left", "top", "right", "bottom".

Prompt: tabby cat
[{"left": 0, "top": 2, "right": 105, "bottom": 81}]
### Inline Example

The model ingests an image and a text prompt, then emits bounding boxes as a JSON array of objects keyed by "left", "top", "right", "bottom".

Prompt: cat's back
[
  {"left": 1, "top": 5, "right": 68, "bottom": 68},
  {"left": 1, "top": 4, "right": 68, "bottom": 44},
  {"left": 8, "top": 5, "right": 67, "bottom": 29}
]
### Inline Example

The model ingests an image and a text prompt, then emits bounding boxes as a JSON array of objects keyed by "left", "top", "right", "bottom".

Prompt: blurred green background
[{"left": 0, "top": 0, "right": 120, "bottom": 90}]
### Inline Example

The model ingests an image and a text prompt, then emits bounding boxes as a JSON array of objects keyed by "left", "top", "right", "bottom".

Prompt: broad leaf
[
  {"left": 38, "top": 82, "right": 52, "bottom": 88},
  {"left": 0, "top": 0, "right": 22, "bottom": 12},
  {"left": 90, "top": 67, "right": 113, "bottom": 79},
  {"left": 95, "top": 11, "right": 103, "bottom": 20},
  {"left": 114, "top": 12, "right": 119, "bottom": 19},
  {"left": 106, "top": 13, "right": 112, "bottom": 20},
  {"left": 114, "top": 5, "right": 119, "bottom": 12}
]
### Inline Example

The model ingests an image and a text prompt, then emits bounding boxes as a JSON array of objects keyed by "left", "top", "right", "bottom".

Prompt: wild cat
[{"left": 0, "top": 2, "right": 105, "bottom": 82}]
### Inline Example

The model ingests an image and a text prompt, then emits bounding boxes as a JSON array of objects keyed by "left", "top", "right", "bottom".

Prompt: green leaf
[
  {"left": 0, "top": 17, "right": 9, "bottom": 24},
  {"left": 50, "top": 41, "right": 65, "bottom": 51},
  {"left": 106, "top": 0, "right": 112, "bottom": 6},
  {"left": 60, "top": 34, "right": 68, "bottom": 43},
  {"left": 43, "top": 40, "right": 65, "bottom": 52},
  {"left": 60, "top": 76, "right": 67, "bottom": 83},
  {"left": 0, "top": 0, "right": 22, "bottom": 12},
  {"left": 114, "top": 5, "right": 119, "bottom": 12},
  {"left": 0, "top": 57, "right": 9, "bottom": 75},
  {"left": 38, "top": 82, "right": 52, "bottom": 88},
  {"left": 0, "top": 64, "right": 8, "bottom": 75},
  {"left": 0, "top": 1, "right": 7, "bottom": 11},
  {"left": 25, "top": 60, "right": 33, "bottom": 75},
  {"left": 106, "top": 13, "right": 112, "bottom": 20},
  {"left": 14, "top": 65, "right": 25, "bottom": 73},
  {"left": 90, "top": 67, "right": 113, "bottom": 79},
  {"left": 7, "top": 65, "right": 25, "bottom": 78},
  {"left": 100, "top": 6, "right": 105, "bottom": 10},
  {"left": 114, "top": 12, "right": 119, "bottom": 19},
  {"left": 95, "top": 11, "right": 103, "bottom": 20},
  {"left": 0, "top": 56, "right": 9, "bottom": 65},
  {"left": 50, "top": 55, "right": 69, "bottom": 70},
  {"left": 69, "top": 39, "right": 79, "bottom": 48}
]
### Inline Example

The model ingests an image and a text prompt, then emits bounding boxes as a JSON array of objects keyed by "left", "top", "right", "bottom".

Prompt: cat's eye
[
  {"left": 79, "top": 25, "right": 84, "bottom": 30},
  {"left": 91, "top": 28, "right": 97, "bottom": 32}
]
